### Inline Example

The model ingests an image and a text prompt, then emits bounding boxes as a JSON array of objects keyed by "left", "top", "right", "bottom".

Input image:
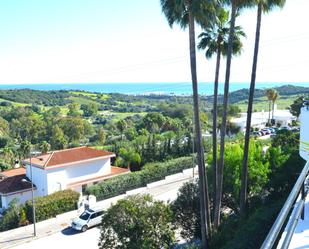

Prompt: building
[
  {"left": 0, "top": 147, "right": 129, "bottom": 211},
  {"left": 231, "top": 108, "right": 296, "bottom": 132}
]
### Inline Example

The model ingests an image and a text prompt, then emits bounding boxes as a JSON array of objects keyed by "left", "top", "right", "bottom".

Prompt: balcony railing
[{"left": 260, "top": 161, "right": 309, "bottom": 249}]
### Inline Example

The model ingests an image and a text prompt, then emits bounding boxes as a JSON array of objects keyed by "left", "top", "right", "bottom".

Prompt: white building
[
  {"left": 300, "top": 105, "right": 309, "bottom": 161},
  {"left": 0, "top": 147, "right": 129, "bottom": 211},
  {"left": 231, "top": 108, "right": 296, "bottom": 132}
]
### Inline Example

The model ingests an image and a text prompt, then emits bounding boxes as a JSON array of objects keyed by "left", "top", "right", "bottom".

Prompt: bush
[
  {"left": 24, "top": 190, "right": 80, "bottom": 222},
  {"left": 171, "top": 180, "right": 201, "bottom": 241},
  {"left": 85, "top": 156, "right": 194, "bottom": 201},
  {"left": 0, "top": 199, "right": 20, "bottom": 231},
  {"left": 99, "top": 194, "right": 175, "bottom": 249}
]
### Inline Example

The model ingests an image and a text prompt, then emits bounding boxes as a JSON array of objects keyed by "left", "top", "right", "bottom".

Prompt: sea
[{"left": 0, "top": 82, "right": 308, "bottom": 95}]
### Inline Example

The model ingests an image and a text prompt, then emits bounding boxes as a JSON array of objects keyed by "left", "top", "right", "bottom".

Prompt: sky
[{"left": 0, "top": 0, "right": 308, "bottom": 84}]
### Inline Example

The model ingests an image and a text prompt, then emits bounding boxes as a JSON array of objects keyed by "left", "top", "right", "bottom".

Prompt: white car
[{"left": 71, "top": 207, "right": 104, "bottom": 232}]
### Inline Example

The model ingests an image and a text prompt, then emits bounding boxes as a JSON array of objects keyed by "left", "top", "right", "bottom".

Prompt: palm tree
[
  {"left": 240, "top": 0, "right": 286, "bottom": 216},
  {"left": 160, "top": 0, "right": 217, "bottom": 245},
  {"left": 214, "top": 0, "right": 255, "bottom": 229},
  {"left": 266, "top": 88, "right": 276, "bottom": 123},
  {"left": 271, "top": 90, "right": 279, "bottom": 121},
  {"left": 197, "top": 8, "right": 245, "bottom": 217}
]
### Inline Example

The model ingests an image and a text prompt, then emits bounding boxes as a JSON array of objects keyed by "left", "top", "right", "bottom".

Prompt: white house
[
  {"left": 231, "top": 108, "right": 296, "bottom": 132},
  {"left": 0, "top": 147, "right": 129, "bottom": 210},
  {"left": 300, "top": 105, "right": 309, "bottom": 161}
]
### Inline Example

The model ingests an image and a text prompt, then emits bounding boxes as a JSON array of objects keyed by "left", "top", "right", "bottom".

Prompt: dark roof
[
  {"left": 23, "top": 147, "right": 115, "bottom": 168},
  {"left": 0, "top": 174, "right": 34, "bottom": 195}
]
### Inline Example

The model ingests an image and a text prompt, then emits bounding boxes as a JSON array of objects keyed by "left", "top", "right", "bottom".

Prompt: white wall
[
  {"left": 26, "top": 165, "right": 47, "bottom": 197},
  {"left": 1, "top": 190, "right": 36, "bottom": 210},
  {"left": 300, "top": 106, "right": 309, "bottom": 161},
  {"left": 46, "top": 158, "right": 111, "bottom": 195}
]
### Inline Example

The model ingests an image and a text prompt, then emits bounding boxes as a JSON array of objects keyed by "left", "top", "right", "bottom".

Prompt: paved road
[{"left": 8, "top": 172, "right": 196, "bottom": 249}]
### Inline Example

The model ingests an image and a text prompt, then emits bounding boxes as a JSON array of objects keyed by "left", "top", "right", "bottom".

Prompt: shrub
[
  {"left": 85, "top": 157, "right": 193, "bottom": 201},
  {"left": 24, "top": 190, "right": 80, "bottom": 222},
  {"left": 0, "top": 199, "right": 20, "bottom": 231},
  {"left": 99, "top": 194, "right": 175, "bottom": 249},
  {"left": 171, "top": 180, "right": 201, "bottom": 241}
]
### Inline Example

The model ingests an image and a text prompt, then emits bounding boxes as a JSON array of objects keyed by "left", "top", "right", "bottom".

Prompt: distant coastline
[{"left": 0, "top": 82, "right": 308, "bottom": 95}]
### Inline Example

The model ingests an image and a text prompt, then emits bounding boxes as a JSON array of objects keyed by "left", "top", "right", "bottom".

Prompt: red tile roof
[
  {"left": 23, "top": 147, "right": 115, "bottom": 168},
  {"left": 0, "top": 174, "right": 35, "bottom": 195},
  {"left": 0, "top": 167, "right": 26, "bottom": 177}
]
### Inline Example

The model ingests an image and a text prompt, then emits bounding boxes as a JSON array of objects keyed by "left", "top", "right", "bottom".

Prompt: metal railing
[{"left": 260, "top": 161, "right": 309, "bottom": 249}]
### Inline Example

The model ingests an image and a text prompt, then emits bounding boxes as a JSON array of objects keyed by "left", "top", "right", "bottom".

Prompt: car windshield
[{"left": 79, "top": 211, "right": 91, "bottom": 220}]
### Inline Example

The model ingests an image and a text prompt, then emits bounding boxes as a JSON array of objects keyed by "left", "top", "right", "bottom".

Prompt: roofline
[
  {"left": 22, "top": 154, "right": 116, "bottom": 170},
  {"left": 0, "top": 187, "right": 36, "bottom": 196}
]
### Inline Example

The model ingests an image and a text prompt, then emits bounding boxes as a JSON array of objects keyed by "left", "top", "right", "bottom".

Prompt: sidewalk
[{"left": 0, "top": 166, "right": 198, "bottom": 249}]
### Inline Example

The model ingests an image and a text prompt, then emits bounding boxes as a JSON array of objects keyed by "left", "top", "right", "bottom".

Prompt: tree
[
  {"left": 266, "top": 88, "right": 276, "bottom": 123},
  {"left": 160, "top": 0, "right": 217, "bottom": 243},
  {"left": 271, "top": 91, "right": 279, "bottom": 123},
  {"left": 0, "top": 199, "right": 20, "bottom": 231},
  {"left": 40, "top": 141, "right": 50, "bottom": 154},
  {"left": 97, "top": 128, "right": 106, "bottom": 145},
  {"left": 50, "top": 125, "right": 67, "bottom": 150},
  {"left": 119, "top": 148, "right": 141, "bottom": 170},
  {"left": 67, "top": 103, "right": 80, "bottom": 117},
  {"left": 99, "top": 194, "right": 175, "bottom": 249},
  {"left": 116, "top": 119, "right": 127, "bottom": 139},
  {"left": 171, "top": 180, "right": 201, "bottom": 241},
  {"left": 290, "top": 96, "right": 305, "bottom": 117},
  {"left": 240, "top": 0, "right": 286, "bottom": 216},
  {"left": 2, "top": 146, "right": 15, "bottom": 167},
  {"left": 19, "top": 140, "right": 31, "bottom": 159},
  {"left": 80, "top": 103, "right": 99, "bottom": 117}
]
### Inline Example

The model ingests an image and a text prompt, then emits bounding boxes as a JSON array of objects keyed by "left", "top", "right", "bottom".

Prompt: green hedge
[
  {"left": 85, "top": 156, "right": 194, "bottom": 201},
  {"left": 24, "top": 190, "right": 80, "bottom": 222}
]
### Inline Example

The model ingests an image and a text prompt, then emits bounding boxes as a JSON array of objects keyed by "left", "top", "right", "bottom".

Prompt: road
[{"left": 9, "top": 172, "right": 196, "bottom": 249}]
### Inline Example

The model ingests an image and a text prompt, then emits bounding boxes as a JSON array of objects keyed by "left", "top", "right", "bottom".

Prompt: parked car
[
  {"left": 261, "top": 129, "right": 271, "bottom": 135},
  {"left": 71, "top": 207, "right": 104, "bottom": 232}
]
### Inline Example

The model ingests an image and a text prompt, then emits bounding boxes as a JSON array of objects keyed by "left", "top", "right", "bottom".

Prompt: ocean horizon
[{"left": 0, "top": 82, "right": 308, "bottom": 95}]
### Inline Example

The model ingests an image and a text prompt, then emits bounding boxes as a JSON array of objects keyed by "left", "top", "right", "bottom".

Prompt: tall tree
[
  {"left": 160, "top": 0, "right": 217, "bottom": 246},
  {"left": 198, "top": 8, "right": 245, "bottom": 216},
  {"left": 240, "top": 0, "right": 286, "bottom": 216},
  {"left": 266, "top": 88, "right": 276, "bottom": 123},
  {"left": 271, "top": 90, "right": 279, "bottom": 120},
  {"left": 214, "top": 0, "right": 254, "bottom": 229}
]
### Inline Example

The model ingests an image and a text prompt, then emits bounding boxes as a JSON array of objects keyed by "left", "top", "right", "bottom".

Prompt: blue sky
[{"left": 0, "top": 0, "right": 308, "bottom": 84}]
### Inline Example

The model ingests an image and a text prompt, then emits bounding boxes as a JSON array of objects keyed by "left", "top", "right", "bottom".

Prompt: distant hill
[{"left": 206, "top": 84, "right": 309, "bottom": 104}]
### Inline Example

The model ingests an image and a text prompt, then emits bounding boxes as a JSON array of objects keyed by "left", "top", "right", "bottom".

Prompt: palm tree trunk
[
  {"left": 272, "top": 100, "right": 275, "bottom": 121},
  {"left": 188, "top": 9, "right": 211, "bottom": 247},
  {"left": 240, "top": 2, "right": 262, "bottom": 217},
  {"left": 268, "top": 100, "right": 271, "bottom": 124},
  {"left": 214, "top": 0, "right": 237, "bottom": 229},
  {"left": 212, "top": 42, "right": 221, "bottom": 221}
]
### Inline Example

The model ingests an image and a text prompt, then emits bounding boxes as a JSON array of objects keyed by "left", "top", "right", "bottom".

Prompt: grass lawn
[{"left": 236, "top": 94, "right": 299, "bottom": 112}]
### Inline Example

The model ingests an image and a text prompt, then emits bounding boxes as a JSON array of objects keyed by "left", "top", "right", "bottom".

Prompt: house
[
  {"left": 300, "top": 105, "right": 309, "bottom": 161},
  {"left": 0, "top": 147, "right": 129, "bottom": 210},
  {"left": 0, "top": 167, "right": 34, "bottom": 212},
  {"left": 231, "top": 108, "right": 296, "bottom": 132}
]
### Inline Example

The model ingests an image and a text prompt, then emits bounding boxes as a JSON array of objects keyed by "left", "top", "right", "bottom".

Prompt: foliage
[
  {"left": 99, "top": 194, "right": 175, "bottom": 249},
  {"left": 81, "top": 103, "right": 99, "bottom": 117},
  {"left": 208, "top": 141, "right": 269, "bottom": 211},
  {"left": 289, "top": 96, "right": 305, "bottom": 117},
  {"left": 171, "top": 180, "right": 201, "bottom": 241},
  {"left": 210, "top": 198, "right": 284, "bottom": 249},
  {"left": 0, "top": 199, "right": 20, "bottom": 231},
  {"left": 24, "top": 190, "right": 79, "bottom": 223},
  {"left": 85, "top": 157, "right": 194, "bottom": 201},
  {"left": 0, "top": 89, "right": 71, "bottom": 106}
]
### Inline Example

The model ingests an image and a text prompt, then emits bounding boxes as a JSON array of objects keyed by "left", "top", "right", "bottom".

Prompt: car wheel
[{"left": 81, "top": 225, "right": 88, "bottom": 232}]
